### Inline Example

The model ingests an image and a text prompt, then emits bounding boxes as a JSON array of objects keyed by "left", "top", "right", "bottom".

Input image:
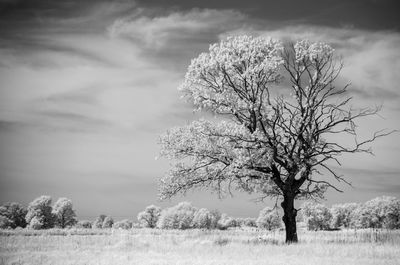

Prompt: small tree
[
  {"left": 302, "top": 201, "right": 331, "bottom": 230},
  {"left": 217, "top": 214, "right": 236, "bottom": 230},
  {"left": 209, "top": 209, "right": 222, "bottom": 229},
  {"left": 244, "top": 217, "right": 257, "bottom": 227},
  {"left": 93, "top": 215, "right": 106, "bottom": 229},
  {"left": 113, "top": 219, "right": 133, "bottom": 229},
  {"left": 158, "top": 36, "right": 392, "bottom": 243},
  {"left": 0, "top": 202, "right": 27, "bottom": 229},
  {"left": 157, "top": 202, "right": 197, "bottom": 229},
  {"left": 192, "top": 208, "right": 213, "bottom": 229},
  {"left": 26, "top": 195, "right": 54, "bottom": 229},
  {"left": 256, "top": 207, "right": 282, "bottom": 230},
  {"left": 52, "top": 198, "right": 77, "bottom": 228},
  {"left": 137, "top": 205, "right": 161, "bottom": 228},
  {"left": 76, "top": 220, "right": 92, "bottom": 229},
  {"left": 330, "top": 203, "right": 358, "bottom": 229},
  {"left": 102, "top": 216, "right": 114, "bottom": 228}
]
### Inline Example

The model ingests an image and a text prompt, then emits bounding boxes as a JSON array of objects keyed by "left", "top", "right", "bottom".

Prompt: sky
[{"left": 0, "top": 0, "right": 399, "bottom": 220}]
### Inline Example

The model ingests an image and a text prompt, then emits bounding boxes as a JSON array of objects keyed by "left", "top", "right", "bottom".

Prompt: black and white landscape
[{"left": 0, "top": 0, "right": 399, "bottom": 264}]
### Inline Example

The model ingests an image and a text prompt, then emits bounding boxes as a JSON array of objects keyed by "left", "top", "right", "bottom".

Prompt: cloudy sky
[{"left": 0, "top": 0, "right": 399, "bottom": 220}]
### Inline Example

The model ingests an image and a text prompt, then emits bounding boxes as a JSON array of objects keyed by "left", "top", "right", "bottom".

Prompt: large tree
[
  {"left": 158, "top": 36, "right": 391, "bottom": 243},
  {"left": 52, "top": 198, "right": 77, "bottom": 228}
]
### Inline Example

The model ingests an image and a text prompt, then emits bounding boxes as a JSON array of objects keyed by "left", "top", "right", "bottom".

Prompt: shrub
[
  {"left": 330, "top": 203, "right": 358, "bottom": 229},
  {"left": 137, "top": 205, "right": 161, "bottom": 228},
  {"left": 102, "top": 216, "right": 114, "bottom": 228},
  {"left": 25, "top": 196, "right": 54, "bottom": 229},
  {"left": 93, "top": 215, "right": 106, "bottom": 229},
  {"left": 209, "top": 210, "right": 221, "bottom": 229},
  {"left": 0, "top": 202, "right": 27, "bottom": 229},
  {"left": 385, "top": 199, "right": 400, "bottom": 229},
  {"left": 302, "top": 201, "right": 332, "bottom": 231},
  {"left": 0, "top": 216, "right": 12, "bottom": 229},
  {"left": 217, "top": 214, "right": 236, "bottom": 230},
  {"left": 157, "top": 202, "right": 197, "bottom": 229},
  {"left": 76, "top": 220, "right": 92, "bottom": 229},
  {"left": 52, "top": 198, "right": 77, "bottom": 228},
  {"left": 113, "top": 219, "right": 132, "bottom": 229},
  {"left": 192, "top": 208, "right": 214, "bottom": 229},
  {"left": 256, "top": 207, "right": 282, "bottom": 230},
  {"left": 28, "top": 216, "right": 44, "bottom": 230},
  {"left": 355, "top": 196, "right": 400, "bottom": 229},
  {"left": 243, "top": 218, "right": 257, "bottom": 227}
]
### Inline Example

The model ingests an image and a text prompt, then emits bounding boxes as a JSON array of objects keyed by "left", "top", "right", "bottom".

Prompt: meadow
[{"left": 1, "top": 228, "right": 399, "bottom": 265}]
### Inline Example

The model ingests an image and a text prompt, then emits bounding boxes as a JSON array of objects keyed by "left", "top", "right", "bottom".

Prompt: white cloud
[{"left": 108, "top": 8, "right": 247, "bottom": 49}]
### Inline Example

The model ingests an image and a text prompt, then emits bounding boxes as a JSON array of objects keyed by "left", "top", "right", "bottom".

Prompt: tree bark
[{"left": 281, "top": 194, "right": 298, "bottom": 243}]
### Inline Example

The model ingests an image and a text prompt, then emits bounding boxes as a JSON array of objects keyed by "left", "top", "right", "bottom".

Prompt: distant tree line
[
  {"left": 1, "top": 196, "right": 399, "bottom": 231},
  {"left": 301, "top": 196, "right": 400, "bottom": 231},
  {"left": 0, "top": 196, "right": 77, "bottom": 229}
]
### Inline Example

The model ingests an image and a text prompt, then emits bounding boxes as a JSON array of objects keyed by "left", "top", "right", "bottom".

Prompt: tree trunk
[{"left": 281, "top": 194, "right": 298, "bottom": 243}]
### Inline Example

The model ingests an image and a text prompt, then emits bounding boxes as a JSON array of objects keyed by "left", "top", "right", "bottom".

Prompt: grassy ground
[{"left": 1, "top": 228, "right": 399, "bottom": 265}]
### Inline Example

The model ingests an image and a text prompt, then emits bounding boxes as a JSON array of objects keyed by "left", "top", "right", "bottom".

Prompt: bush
[
  {"left": 217, "top": 214, "right": 236, "bottom": 230},
  {"left": 330, "top": 203, "right": 358, "bottom": 229},
  {"left": 157, "top": 202, "right": 197, "bottom": 229},
  {"left": 302, "top": 201, "right": 331, "bottom": 231},
  {"left": 0, "top": 202, "right": 27, "bottom": 229},
  {"left": 76, "top": 220, "right": 92, "bottom": 229},
  {"left": 26, "top": 196, "right": 54, "bottom": 229},
  {"left": 385, "top": 199, "right": 400, "bottom": 229},
  {"left": 243, "top": 218, "right": 257, "bottom": 227},
  {"left": 113, "top": 219, "right": 133, "bottom": 229},
  {"left": 28, "top": 216, "right": 44, "bottom": 230},
  {"left": 137, "top": 205, "right": 161, "bottom": 228},
  {"left": 355, "top": 196, "right": 400, "bottom": 229},
  {"left": 0, "top": 216, "right": 12, "bottom": 229},
  {"left": 93, "top": 215, "right": 106, "bottom": 229},
  {"left": 256, "top": 207, "right": 282, "bottom": 230},
  {"left": 102, "top": 216, "right": 114, "bottom": 228},
  {"left": 192, "top": 208, "right": 214, "bottom": 229}
]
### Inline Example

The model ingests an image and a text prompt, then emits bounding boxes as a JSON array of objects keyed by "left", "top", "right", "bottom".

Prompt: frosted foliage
[
  {"left": 217, "top": 214, "right": 236, "bottom": 230},
  {"left": 256, "top": 207, "right": 282, "bottom": 230},
  {"left": 159, "top": 36, "right": 340, "bottom": 203},
  {"left": 157, "top": 202, "right": 197, "bottom": 229},
  {"left": 294, "top": 40, "right": 334, "bottom": 63},
  {"left": 302, "top": 202, "right": 332, "bottom": 231},
  {"left": 28, "top": 216, "right": 43, "bottom": 230},
  {"left": 330, "top": 203, "right": 358, "bottom": 229},
  {"left": 180, "top": 35, "right": 283, "bottom": 114},
  {"left": 355, "top": 196, "right": 400, "bottom": 229},
  {"left": 192, "top": 208, "right": 214, "bottom": 229},
  {"left": 52, "top": 198, "right": 77, "bottom": 228},
  {"left": 113, "top": 219, "right": 133, "bottom": 229},
  {"left": 25, "top": 196, "right": 54, "bottom": 229},
  {"left": 159, "top": 119, "right": 275, "bottom": 199},
  {"left": 137, "top": 205, "right": 161, "bottom": 228}
]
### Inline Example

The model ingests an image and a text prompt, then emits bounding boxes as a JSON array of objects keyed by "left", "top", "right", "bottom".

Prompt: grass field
[{"left": 1, "top": 228, "right": 399, "bottom": 265}]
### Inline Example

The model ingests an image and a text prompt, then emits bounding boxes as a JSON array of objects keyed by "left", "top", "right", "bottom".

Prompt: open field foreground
[{"left": 1, "top": 229, "right": 399, "bottom": 265}]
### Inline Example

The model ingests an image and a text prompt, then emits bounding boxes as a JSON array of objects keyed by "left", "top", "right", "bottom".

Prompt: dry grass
[{"left": 1, "top": 228, "right": 399, "bottom": 265}]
